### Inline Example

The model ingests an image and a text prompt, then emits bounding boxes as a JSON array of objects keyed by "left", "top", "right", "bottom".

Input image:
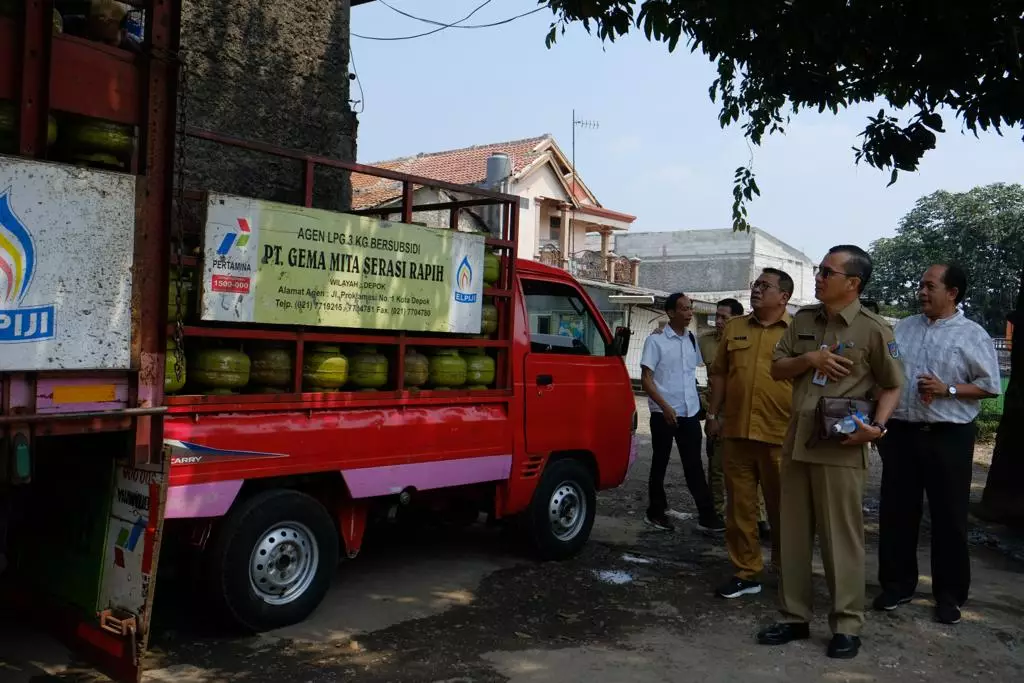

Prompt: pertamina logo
[
  {"left": 211, "top": 216, "right": 252, "bottom": 294},
  {"left": 453, "top": 255, "right": 477, "bottom": 304},
  {"left": 0, "top": 189, "right": 55, "bottom": 343},
  {"left": 216, "top": 217, "right": 251, "bottom": 255}
]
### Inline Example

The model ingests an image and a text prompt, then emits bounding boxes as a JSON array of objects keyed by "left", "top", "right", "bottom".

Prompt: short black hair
[
  {"left": 716, "top": 298, "right": 744, "bottom": 316},
  {"left": 760, "top": 268, "right": 794, "bottom": 296},
  {"left": 665, "top": 292, "right": 689, "bottom": 312},
  {"left": 860, "top": 298, "right": 881, "bottom": 314},
  {"left": 939, "top": 263, "right": 968, "bottom": 304},
  {"left": 828, "top": 244, "right": 873, "bottom": 293}
]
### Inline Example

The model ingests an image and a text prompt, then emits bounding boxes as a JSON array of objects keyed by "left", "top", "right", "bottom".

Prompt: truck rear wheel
[
  {"left": 525, "top": 459, "right": 596, "bottom": 560},
  {"left": 205, "top": 489, "right": 339, "bottom": 632}
]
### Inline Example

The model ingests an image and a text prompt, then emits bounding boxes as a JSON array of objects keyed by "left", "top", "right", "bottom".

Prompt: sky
[{"left": 349, "top": 1, "right": 1022, "bottom": 262}]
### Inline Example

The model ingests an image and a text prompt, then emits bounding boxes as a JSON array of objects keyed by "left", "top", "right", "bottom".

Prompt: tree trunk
[{"left": 979, "top": 264, "right": 1024, "bottom": 526}]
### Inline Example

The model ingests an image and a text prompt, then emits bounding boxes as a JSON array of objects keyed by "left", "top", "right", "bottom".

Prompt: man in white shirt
[
  {"left": 873, "top": 264, "right": 1001, "bottom": 626},
  {"left": 640, "top": 292, "right": 724, "bottom": 533}
]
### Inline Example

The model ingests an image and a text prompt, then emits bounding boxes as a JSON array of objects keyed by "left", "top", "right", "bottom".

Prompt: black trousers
[
  {"left": 648, "top": 413, "right": 715, "bottom": 518},
  {"left": 877, "top": 420, "right": 976, "bottom": 606}
]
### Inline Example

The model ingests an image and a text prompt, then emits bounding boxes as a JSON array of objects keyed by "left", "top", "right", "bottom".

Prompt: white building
[{"left": 604, "top": 229, "right": 818, "bottom": 312}]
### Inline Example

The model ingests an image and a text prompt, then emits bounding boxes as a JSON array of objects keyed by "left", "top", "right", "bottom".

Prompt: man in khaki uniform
[
  {"left": 706, "top": 269, "right": 793, "bottom": 600},
  {"left": 758, "top": 245, "right": 903, "bottom": 660},
  {"left": 698, "top": 298, "right": 744, "bottom": 520}
]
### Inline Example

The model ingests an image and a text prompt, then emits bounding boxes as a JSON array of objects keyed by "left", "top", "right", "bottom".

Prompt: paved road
[{"left": 6, "top": 397, "right": 1024, "bottom": 682}]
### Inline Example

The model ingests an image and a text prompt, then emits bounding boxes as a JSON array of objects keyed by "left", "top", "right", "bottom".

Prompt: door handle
[{"left": 536, "top": 374, "right": 553, "bottom": 387}]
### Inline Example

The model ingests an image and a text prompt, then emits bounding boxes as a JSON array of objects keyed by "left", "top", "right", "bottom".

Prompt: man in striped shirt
[{"left": 873, "top": 264, "right": 1001, "bottom": 626}]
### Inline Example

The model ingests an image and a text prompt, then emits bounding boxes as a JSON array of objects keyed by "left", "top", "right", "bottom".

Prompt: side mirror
[{"left": 610, "top": 326, "right": 632, "bottom": 357}]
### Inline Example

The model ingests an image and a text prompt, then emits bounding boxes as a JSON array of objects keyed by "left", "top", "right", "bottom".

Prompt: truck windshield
[{"left": 522, "top": 279, "right": 608, "bottom": 356}]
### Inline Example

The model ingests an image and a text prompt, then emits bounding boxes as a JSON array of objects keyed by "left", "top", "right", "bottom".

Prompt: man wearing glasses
[
  {"left": 757, "top": 245, "right": 903, "bottom": 659},
  {"left": 705, "top": 269, "right": 794, "bottom": 600},
  {"left": 873, "top": 264, "right": 1000, "bottom": 625}
]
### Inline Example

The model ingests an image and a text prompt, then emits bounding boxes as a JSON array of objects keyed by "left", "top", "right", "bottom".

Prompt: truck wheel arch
[{"left": 546, "top": 450, "right": 599, "bottom": 486}]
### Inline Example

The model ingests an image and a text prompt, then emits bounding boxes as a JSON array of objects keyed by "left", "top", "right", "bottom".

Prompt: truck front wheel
[
  {"left": 205, "top": 489, "right": 339, "bottom": 632},
  {"left": 525, "top": 459, "right": 596, "bottom": 560}
]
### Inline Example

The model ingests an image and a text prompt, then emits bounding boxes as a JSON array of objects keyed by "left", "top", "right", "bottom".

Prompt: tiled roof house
[{"left": 353, "top": 135, "right": 638, "bottom": 285}]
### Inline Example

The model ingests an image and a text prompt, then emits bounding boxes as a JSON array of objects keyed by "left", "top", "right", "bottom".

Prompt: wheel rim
[
  {"left": 248, "top": 521, "right": 320, "bottom": 606},
  {"left": 548, "top": 480, "right": 587, "bottom": 542}
]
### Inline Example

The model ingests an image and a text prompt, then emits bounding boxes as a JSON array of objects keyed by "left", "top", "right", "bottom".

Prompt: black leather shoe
[
  {"left": 757, "top": 622, "right": 810, "bottom": 645},
  {"left": 827, "top": 634, "right": 861, "bottom": 659}
]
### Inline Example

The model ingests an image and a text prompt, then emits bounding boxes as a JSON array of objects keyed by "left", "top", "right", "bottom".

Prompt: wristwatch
[
  {"left": 947, "top": 384, "right": 958, "bottom": 398},
  {"left": 871, "top": 421, "right": 888, "bottom": 439}
]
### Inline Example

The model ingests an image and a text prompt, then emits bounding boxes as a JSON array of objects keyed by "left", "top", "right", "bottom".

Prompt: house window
[{"left": 548, "top": 215, "right": 562, "bottom": 243}]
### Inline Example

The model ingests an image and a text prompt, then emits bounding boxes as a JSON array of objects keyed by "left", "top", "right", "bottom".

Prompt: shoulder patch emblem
[{"left": 887, "top": 340, "right": 900, "bottom": 359}]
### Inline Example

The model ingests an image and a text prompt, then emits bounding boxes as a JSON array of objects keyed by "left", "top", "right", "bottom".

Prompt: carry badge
[
  {"left": 888, "top": 340, "right": 900, "bottom": 359},
  {"left": 811, "top": 344, "right": 832, "bottom": 386},
  {"left": 812, "top": 341, "right": 850, "bottom": 386}
]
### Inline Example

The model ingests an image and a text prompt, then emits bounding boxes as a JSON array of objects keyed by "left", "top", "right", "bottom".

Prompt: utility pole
[{"left": 570, "top": 109, "right": 598, "bottom": 273}]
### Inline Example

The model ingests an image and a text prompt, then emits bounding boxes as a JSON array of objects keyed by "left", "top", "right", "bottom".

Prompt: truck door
[{"left": 520, "top": 278, "right": 632, "bottom": 471}]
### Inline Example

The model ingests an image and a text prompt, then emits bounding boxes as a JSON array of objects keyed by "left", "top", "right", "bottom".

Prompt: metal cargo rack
[{"left": 165, "top": 127, "right": 521, "bottom": 414}]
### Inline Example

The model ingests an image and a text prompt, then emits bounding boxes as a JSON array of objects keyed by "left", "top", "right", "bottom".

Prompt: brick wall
[{"left": 179, "top": 0, "right": 358, "bottom": 210}]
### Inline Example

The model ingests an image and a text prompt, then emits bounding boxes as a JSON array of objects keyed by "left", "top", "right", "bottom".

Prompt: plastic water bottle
[{"left": 833, "top": 412, "right": 865, "bottom": 435}]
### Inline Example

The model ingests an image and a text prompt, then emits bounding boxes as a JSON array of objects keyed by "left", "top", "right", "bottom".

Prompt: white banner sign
[
  {"left": 0, "top": 156, "right": 135, "bottom": 370},
  {"left": 200, "top": 193, "right": 485, "bottom": 334}
]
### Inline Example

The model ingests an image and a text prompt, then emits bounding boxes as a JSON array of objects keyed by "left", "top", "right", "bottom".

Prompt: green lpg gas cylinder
[
  {"left": 350, "top": 345, "right": 388, "bottom": 389},
  {"left": 404, "top": 348, "right": 429, "bottom": 387},
  {"left": 303, "top": 344, "right": 348, "bottom": 390},
  {"left": 429, "top": 349, "right": 467, "bottom": 388},
  {"left": 192, "top": 348, "right": 250, "bottom": 393}
]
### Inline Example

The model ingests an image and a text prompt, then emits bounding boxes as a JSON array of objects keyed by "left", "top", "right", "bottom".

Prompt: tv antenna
[{"left": 571, "top": 109, "right": 599, "bottom": 199}]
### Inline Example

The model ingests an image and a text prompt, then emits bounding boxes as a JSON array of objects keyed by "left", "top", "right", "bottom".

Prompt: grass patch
[{"left": 976, "top": 376, "right": 1010, "bottom": 442}]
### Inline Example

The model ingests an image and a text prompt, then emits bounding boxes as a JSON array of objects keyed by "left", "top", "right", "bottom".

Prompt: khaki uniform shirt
[
  {"left": 772, "top": 300, "right": 904, "bottom": 469},
  {"left": 710, "top": 313, "right": 793, "bottom": 445},
  {"left": 698, "top": 332, "right": 720, "bottom": 369},
  {"left": 697, "top": 332, "right": 719, "bottom": 412}
]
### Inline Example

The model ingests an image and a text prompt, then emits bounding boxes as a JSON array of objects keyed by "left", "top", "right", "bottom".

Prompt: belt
[{"left": 889, "top": 419, "right": 971, "bottom": 432}]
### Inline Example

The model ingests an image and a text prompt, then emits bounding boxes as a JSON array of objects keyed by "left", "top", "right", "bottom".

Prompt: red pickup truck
[
  {"left": 163, "top": 246, "right": 639, "bottom": 632},
  {"left": 0, "top": 2, "right": 636, "bottom": 680}
]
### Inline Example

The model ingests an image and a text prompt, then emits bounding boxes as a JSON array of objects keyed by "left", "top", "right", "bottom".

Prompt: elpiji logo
[
  {"left": 0, "top": 189, "right": 56, "bottom": 343},
  {"left": 453, "top": 255, "right": 477, "bottom": 304},
  {"left": 216, "top": 217, "right": 251, "bottom": 255}
]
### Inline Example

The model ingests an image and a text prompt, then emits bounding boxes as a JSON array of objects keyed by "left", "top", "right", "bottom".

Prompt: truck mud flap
[{"left": 1, "top": 445, "right": 170, "bottom": 683}]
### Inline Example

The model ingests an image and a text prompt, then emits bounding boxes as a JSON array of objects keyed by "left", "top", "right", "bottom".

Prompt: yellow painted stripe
[
  {"left": 53, "top": 384, "right": 118, "bottom": 404},
  {"left": 0, "top": 229, "right": 24, "bottom": 295}
]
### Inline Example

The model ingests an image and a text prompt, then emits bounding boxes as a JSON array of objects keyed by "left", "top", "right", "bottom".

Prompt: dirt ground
[{"left": 7, "top": 397, "right": 1024, "bottom": 682}]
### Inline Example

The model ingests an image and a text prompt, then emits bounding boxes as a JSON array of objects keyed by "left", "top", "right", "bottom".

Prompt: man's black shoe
[
  {"left": 756, "top": 622, "right": 810, "bottom": 645},
  {"left": 872, "top": 591, "right": 913, "bottom": 611},
  {"left": 715, "top": 576, "right": 762, "bottom": 599},
  {"left": 698, "top": 514, "right": 726, "bottom": 533},
  {"left": 644, "top": 512, "right": 675, "bottom": 532},
  {"left": 827, "top": 634, "right": 861, "bottom": 659},
  {"left": 935, "top": 601, "right": 962, "bottom": 625}
]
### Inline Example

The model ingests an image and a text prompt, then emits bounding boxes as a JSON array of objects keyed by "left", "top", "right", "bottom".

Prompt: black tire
[
  {"left": 524, "top": 459, "right": 596, "bottom": 561},
  {"left": 204, "top": 489, "right": 339, "bottom": 632}
]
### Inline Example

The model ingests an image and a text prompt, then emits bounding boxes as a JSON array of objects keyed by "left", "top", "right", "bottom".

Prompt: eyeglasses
[
  {"left": 815, "top": 266, "right": 857, "bottom": 280},
  {"left": 750, "top": 280, "right": 778, "bottom": 292}
]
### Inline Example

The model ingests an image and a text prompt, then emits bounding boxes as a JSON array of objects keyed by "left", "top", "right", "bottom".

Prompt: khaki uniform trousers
[
  {"left": 723, "top": 438, "right": 781, "bottom": 579},
  {"left": 706, "top": 436, "right": 725, "bottom": 517},
  {"left": 778, "top": 454, "right": 868, "bottom": 635}
]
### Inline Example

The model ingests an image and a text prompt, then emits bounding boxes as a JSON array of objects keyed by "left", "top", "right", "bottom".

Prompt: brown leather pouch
[{"left": 806, "top": 397, "right": 877, "bottom": 449}]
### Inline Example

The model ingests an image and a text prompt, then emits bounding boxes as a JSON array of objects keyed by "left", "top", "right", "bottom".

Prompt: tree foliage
[
  {"left": 867, "top": 184, "right": 1024, "bottom": 335},
  {"left": 540, "top": 1, "right": 1024, "bottom": 523},
  {"left": 542, "top": 0, "right": 1024, "bottom": 228}
]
